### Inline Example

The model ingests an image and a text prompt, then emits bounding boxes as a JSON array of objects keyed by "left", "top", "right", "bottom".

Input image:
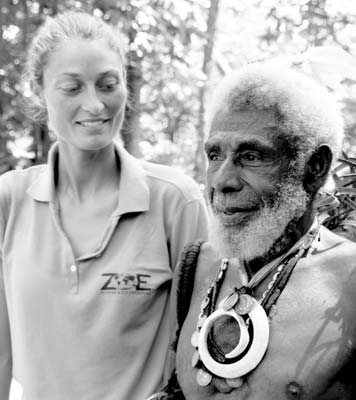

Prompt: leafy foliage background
[
  {"left": 1, "top": 0, "right": 356, "bottom": 186},
  {"left": 3, "top": 3, "right": 356, "bottom": 396}
]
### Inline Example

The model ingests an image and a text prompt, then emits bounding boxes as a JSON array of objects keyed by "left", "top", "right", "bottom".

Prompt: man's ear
[{"left": 304, "top": 145, "right": 333, "bottom": 195}]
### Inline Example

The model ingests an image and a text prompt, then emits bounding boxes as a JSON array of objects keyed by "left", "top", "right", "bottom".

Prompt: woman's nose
[{"left": 81, "top": 87, "right": 104, "bottom": 114}]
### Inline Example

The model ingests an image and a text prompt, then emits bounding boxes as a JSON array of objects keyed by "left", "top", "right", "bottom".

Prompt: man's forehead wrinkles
[
  {"left": 211, "top": 110, "right": 278, "bottom": 129},
  {"left": 208, "top": 130, "right": 273, "bottom": 143},
  {"left": 210, "top": 122, "right": 278, "bottom": 136},
  {"left": 206, "top": 134, "right": 275, "bottom": 153}
]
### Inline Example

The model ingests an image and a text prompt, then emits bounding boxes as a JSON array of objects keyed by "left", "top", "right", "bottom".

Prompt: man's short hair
[{"left": 206, "top": 63, "right": 344, "bottom": 163}]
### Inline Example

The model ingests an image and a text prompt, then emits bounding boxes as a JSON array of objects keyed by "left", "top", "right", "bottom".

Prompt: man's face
[
  {"left": 205, "top": 108, "right": 309, "bottom": 260},
  {"left": 206, "top": 109, "right": 290, "bottom": 223}
]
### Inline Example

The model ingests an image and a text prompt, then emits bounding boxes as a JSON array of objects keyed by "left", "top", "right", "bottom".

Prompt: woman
[{"left": 0, "top": 11, "right": 208, "bottom": 400}]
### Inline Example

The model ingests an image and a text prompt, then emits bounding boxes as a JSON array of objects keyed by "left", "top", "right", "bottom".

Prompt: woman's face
[{"left": 42, "top": 38, "right": 126, "bottom": 152}]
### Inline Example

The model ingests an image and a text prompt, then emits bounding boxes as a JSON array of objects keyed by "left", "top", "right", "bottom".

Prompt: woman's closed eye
[
  {"left": 60, "top": 83, "right": 81, "bottom": 94},
  {"left": 97, "top": 78, "right": 119, "bottom": 92}
]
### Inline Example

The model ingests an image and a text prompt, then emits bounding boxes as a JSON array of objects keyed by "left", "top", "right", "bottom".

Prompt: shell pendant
[{"left": 197, "top": 294, "right": 269, "bottom": 379}]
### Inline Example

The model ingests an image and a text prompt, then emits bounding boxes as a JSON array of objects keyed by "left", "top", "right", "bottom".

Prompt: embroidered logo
[{"left": 100, "top": 273, "right": 152, "bottom": 294}]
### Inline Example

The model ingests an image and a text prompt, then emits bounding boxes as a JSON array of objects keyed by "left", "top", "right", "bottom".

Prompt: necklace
[{"left": 190, "top": 219, "right": 321, "bottom": 393}]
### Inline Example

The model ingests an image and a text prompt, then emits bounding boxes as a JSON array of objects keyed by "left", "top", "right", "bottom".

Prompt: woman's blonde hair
[{"left": 21, "top": 10, "right": 126, "bottom": 121}]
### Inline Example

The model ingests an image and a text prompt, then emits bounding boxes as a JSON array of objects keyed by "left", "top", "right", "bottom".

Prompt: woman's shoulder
[
  {"left": 0, "top": 164, "right": 47, "bottom": 199},
  {"left": 141, "top": 160, "right": 203, "bottom": 202}
]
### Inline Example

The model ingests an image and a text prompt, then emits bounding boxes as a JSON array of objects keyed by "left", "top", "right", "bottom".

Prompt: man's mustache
[{"left": 211, "top": 191, "right": 269, "bottom": 212}]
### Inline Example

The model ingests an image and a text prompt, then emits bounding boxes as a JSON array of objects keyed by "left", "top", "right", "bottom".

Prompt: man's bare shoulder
[
  {"left": 197, "top": 242, "right": 220, "bottom": 264},
  {"left": 295, "top": 225, "right": 356, "bottom": 325},
  {"left": 318, "top": 225, "right": 356, "bottom": 252},
  {"left": 312, "top": 226, "right": 356, "bottom": 280}
]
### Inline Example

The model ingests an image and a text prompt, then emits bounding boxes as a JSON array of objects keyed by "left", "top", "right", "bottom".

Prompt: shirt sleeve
[
  {"left": 0, "top": 257, "right": 12, "bottom": 400},
  {"left": 164, "top": 195, "right": 208, "bottom": 381},
  {"left": 168, "top": 197, "right": 209, "bottom": 272},
  {"left": 0, "top": 177, "right": 12, "bottom": 399}
]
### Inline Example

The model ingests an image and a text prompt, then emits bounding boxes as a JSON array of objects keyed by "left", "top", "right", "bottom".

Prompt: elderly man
[{"left": 167, "top": 64, "right": 356, "bottom": 400}]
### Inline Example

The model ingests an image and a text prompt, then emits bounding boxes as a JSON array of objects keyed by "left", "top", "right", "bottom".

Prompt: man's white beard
[{"left": 209, "top": 180, "right": 310, "bottom": 262}]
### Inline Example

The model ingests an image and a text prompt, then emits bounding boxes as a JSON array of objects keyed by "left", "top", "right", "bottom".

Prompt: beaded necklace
[{"left": 190, "top": 219, "right": 321, "bottom": 393}]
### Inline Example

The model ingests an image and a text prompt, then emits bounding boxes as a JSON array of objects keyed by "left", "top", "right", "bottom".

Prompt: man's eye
[
  {"left": 207, "top": 152, "right": 220, "bottom": 161},
  {"left": 239, "top": 151, "right": 262, "bottom": 165}
]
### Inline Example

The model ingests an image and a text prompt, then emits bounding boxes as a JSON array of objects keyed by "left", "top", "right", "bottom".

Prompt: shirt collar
[
  {"left": 27, "top": 142, "right": 150, "bottom": 215},
  {"left": 26, "top": 144, "right": 58, "bottom": 203},
  {"left": 114, "top": 143, "right": 150, "bottom": 215}
]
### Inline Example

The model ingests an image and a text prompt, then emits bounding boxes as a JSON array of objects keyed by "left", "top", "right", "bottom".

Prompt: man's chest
[{"left": 176, "top": 267, "right": 355, "bottom": 400}]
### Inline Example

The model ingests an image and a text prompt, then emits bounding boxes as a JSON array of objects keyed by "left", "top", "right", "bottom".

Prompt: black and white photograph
[{"left": 1, "top": 1, "right": 356, "bottom": 399}]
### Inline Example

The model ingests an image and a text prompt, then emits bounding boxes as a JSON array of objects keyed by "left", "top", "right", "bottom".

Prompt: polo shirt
[{"left": 0, "top": 143, "right": 209, "bottom": 400}]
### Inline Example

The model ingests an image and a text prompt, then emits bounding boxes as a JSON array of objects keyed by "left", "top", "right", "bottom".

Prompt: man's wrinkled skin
[{"left": 175, "top": 110, "right": 356, "bottom": 400}]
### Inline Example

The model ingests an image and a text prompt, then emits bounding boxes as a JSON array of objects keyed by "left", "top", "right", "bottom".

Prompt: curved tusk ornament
[
  {"left": 197, "top": 295, "right": 269, "bottom": 379},
  {"left": 198, "top": 309, "right": 250, "bottom": 359}
]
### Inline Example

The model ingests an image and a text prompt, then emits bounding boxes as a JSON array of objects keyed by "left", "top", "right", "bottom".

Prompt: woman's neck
[{"left": 56, "top": 141, "right": 120, "bottom": 202}]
